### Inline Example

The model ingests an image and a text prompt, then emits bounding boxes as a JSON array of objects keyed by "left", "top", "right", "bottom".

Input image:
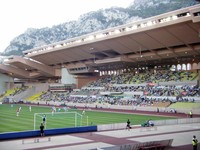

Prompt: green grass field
[
  {"left": 0, "top": 104, "right": 175, "bottom": 133},
  {"left": 169, "top": 102, "right": 200, "bottom": 109}
]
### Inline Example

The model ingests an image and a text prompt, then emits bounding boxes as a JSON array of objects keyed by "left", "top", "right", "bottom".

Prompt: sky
[{"left": 0, "top": 0, "right": 134, "bottom": 53}]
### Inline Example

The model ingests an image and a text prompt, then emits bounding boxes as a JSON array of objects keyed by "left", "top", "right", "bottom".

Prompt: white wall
[{"left": 61, "top": 68, "right": 76, "bottom": 84}]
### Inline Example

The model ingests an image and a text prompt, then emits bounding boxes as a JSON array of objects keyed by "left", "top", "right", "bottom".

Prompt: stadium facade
[{"left": 0, "top": 4, "right": 200, "bottom": 94}]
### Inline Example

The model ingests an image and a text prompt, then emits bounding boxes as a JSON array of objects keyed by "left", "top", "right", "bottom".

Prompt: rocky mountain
[{"left": 2, "top": 0, "right": 200, "bottom": 56}]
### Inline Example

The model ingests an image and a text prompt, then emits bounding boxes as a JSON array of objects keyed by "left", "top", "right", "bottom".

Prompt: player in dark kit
[
  {"left": 126, "top": 119, "right": 132, "bottom": 130},
  {"left": 40, "top": 123, "right": 45, "bottom": 136},
  {"left": 42, "top": 114, "right": 46, "bottom": 124}
]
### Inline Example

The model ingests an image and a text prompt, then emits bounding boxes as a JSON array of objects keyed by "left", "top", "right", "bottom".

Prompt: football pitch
[{"left": 0, "top": 104, "right": 174, "bottom": 133}]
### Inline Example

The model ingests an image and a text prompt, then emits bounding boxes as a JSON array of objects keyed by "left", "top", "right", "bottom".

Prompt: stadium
[{"left": 0, "top": 4, "right": 200, "bottom": 150}]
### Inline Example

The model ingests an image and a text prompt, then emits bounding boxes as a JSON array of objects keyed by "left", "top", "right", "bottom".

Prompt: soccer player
[
  {"left": 82, "top": 109, "right": 86, "bottom": 115},
  {"left": 51, "top": 106, "right": 55, "bottom": 116},
  {"left": 29, "top": 105, "right": 31, "bottom": 112},
  {"left": 19, "top": 106, "right": 22, "bottom": 112},
  {"left": 42, "top": 114, "right": 46, "bottom": 124},
  {"left": 126, "top": 119, "right": 132, "bottom": 130},
  {"left": 16, "top": 107, "right": 20, "bottom": 116}
]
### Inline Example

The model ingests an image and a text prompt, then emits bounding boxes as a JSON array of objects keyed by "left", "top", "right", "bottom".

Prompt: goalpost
[{"left": 34, "top": 111, "right": 87, "bottom": 130}]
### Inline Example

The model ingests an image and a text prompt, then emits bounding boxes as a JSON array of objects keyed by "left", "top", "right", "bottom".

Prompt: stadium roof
[{"left": 0, "top": 4, "right": 200, "bottom": 79}]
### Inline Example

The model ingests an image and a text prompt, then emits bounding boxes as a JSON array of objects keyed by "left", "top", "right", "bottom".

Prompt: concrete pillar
[
  {"left": 0, "top": 73, "right": 14, "bottom": 95},
  {"left": 61, "top": 68, "right": 76, "bottom": 84}
]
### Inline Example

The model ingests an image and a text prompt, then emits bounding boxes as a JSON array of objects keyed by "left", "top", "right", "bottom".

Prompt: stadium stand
[{"left": 1, "top": 69, "right": 199, "bottom": 114}]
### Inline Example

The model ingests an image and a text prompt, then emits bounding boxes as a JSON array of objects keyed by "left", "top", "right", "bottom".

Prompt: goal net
[{"left": 34, "top": 111, "right": 87, "bottom": 130}]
